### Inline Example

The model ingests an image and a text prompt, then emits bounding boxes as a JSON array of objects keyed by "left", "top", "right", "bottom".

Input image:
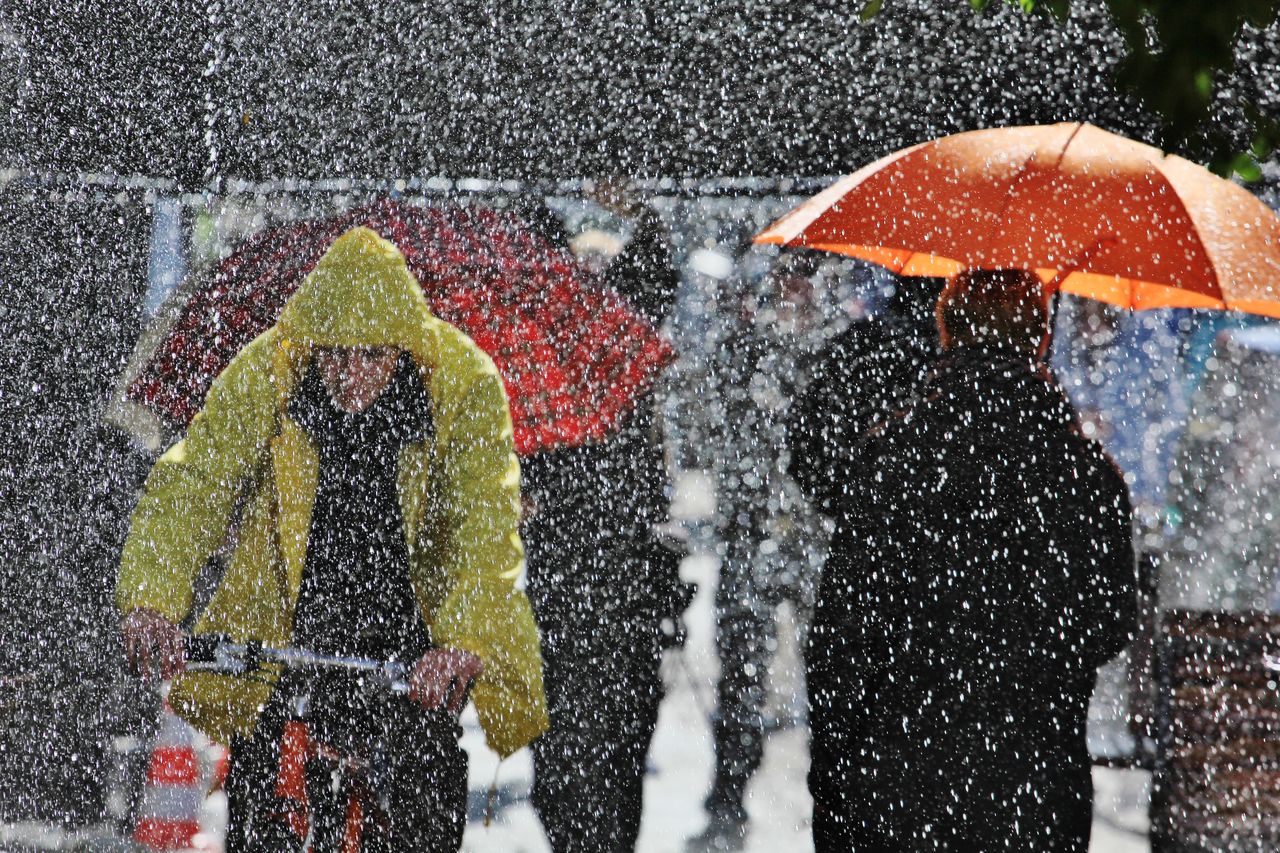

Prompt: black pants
[
  {"left": 225, "top": 679, "right": 467, "bottom": 853},
  {"left": 707, "top": 549, "right": 778, "bottom": 820},
  {"left": 528, "top": 575, "right": 665, "bottom": 853}
]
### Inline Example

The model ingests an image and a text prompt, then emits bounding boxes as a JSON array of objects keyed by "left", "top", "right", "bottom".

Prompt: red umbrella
[{"left": 127, "top": 198, "right": 674, "bottom": 455}]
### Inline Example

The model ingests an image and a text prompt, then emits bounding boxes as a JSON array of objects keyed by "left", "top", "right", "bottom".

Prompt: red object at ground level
[
  {"left": 127, "top": 198, "right": 674, "bottom": 454},
  {"left": 133, "top": 706, "right": 202, "bottom": 850}
]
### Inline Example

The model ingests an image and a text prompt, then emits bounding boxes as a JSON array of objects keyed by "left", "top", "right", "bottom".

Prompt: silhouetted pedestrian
[
  {"left": 521, "top": 191, "right": 688, "bottom": 853},
  {"left": 806, "top": 269, "right": 1136, "bottom": 851}
]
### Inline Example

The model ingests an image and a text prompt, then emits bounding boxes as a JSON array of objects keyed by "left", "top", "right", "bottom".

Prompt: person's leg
[
  {"left": 531, "top": 615, "right": 663, "bottom": 853},
  {"left": 223, "top": 713, "right": 299, "bottom": 853},
  {"left": 383, "top": 704, "right": 468, "bottom": 853},
  {"left": 302, "top": 752, "right": 350, "bottom": 853},
  {"left": 222, "top": 736, "right": 257, "bottom": 853},
  {"left": 600, "top": 637, "right": 664, "bottom": 849},
  {"left": 529, "top": 619, "right": 582, "bottom": 853},
  {"left": 706, "top": 546, "right": 776, "bottom": 824},
  {"left": 526, "top": 541, "right": 579, "bottom": 850}
]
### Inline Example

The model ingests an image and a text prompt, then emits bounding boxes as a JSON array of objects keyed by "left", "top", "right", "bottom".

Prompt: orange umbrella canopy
[{"left": 757, "top": 123, "right": 1280, "bottom": 318}]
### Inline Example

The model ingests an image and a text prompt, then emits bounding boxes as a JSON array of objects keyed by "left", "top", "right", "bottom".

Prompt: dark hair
[
  {"left": 936, "top": 268, "right": 1048, "bottom": 353},
  {"left": 771, "top": 249, "right": 823, "bottom": 281}
]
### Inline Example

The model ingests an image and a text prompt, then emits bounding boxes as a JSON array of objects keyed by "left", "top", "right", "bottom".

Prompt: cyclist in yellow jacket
[{"left": 118, "top": 226, "right": 547, "bottom": 851}]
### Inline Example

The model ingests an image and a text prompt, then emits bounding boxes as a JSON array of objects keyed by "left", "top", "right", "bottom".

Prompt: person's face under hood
[{"left": 315, "top": 344, "right": 400, "bottom": 413}]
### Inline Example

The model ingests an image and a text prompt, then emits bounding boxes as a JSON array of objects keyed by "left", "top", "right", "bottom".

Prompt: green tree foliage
[
  {"left": 865, "top": 0, "right": 1280, "bottom": 178},
  {"left": 1103, "top": 0, "right": 1279, "bottom": 177}
]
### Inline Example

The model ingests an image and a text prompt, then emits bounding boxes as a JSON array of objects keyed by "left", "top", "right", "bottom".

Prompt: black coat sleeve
[
  {"left": 1061, "top": 442, "right": 1138, "bottom": 671},
  {"left": 805, "top": 436, "right": 908, "bottom": 847},
  {"left": 787, "top": 372, "right": 841, "bottom": 510}
]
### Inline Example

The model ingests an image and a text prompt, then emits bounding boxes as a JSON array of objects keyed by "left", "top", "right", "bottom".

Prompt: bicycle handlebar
[{"left": 183, "top": 634, "right": 411, "bottom": 694}]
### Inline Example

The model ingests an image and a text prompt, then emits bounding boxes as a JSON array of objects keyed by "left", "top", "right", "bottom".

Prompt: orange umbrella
[{"left": 756, "top": 122, "right": 1280, "bottom": 318}]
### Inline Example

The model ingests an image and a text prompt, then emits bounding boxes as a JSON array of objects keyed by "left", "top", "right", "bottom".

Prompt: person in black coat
[
  {"left": 805, "top": 268, "right": 1137, "bottom": 852},
  {"left": 520, "top": 195, "right": 686, "bottom": 853},
  {"left": 788, "top": 274, "right": 945, "bottom": 513},
  {"left": 691, "top": 266, "right": 945, "bottom": 851}
]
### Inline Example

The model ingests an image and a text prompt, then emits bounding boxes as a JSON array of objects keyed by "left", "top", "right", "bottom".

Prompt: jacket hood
[{"left": 277, "top": 226, "right": 436, "bottom": 362}]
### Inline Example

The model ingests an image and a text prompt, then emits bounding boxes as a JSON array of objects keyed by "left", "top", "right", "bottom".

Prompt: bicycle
[{"left": 183, "top": 635, "right": 472, "bottom": 853}]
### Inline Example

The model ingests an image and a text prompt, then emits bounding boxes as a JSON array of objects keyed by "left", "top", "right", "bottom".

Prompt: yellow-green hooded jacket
[{"left": 118, "top": 226, "right": 548, "bottom": 757}]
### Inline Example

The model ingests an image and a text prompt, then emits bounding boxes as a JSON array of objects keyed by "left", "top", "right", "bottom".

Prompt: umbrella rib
[
  {"left": 1052, "top": 122, "right": 1087, "bottom": 170},
  {"left": 983, "top": 122, "right": 1086, "bottom": 266},
  {"left": 982, "top": 152, "right": 1038, "bottom": 261},
  {"left": 1049, "top": 233, "right": 1118, "bottom": 293},
  {"left": 1144, "top": 163, "right": 1228, "bottom": 308}
]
